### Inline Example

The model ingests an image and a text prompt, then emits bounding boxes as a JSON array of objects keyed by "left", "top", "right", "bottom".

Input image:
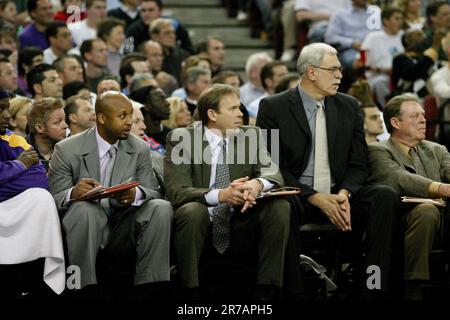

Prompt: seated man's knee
[
  {"left": 409, "top": 203, "right": 440, "bottom": 227},
  {"left": 142, "top": 199, "right": 173, "bottom": 220},
  {"left": 63, "top": 201, "right": 105, "bottom": 226},
  {"left": 373, "top": 185, "right": 398, "bottom": 203},
  {"left": 175, "top": 202, "right": 209, "bottom": 226},
  {"left": 266, "top": 199, "right": 291, "bottom": 226}
]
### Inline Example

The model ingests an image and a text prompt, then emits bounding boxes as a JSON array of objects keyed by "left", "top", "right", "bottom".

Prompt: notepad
[
  {"left": 401, "top": 196, "right": 446, "bottom": 207},
  {"left": 72, "top": 181, "right": 141, "bottom": 202}
]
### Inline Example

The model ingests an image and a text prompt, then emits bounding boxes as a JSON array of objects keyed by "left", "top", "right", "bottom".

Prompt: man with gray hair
[
  {"left": 240, "top": 52, "right": 273, "bottom": 107},
  {"left": 183, "top": 66, "right": 212, "bottom": 115},
  {"left": 368, "top": 93, "right": 450, "bottom": 299},
  {"left": 257, "top": 42, "right": 398, "bottom": 299}
]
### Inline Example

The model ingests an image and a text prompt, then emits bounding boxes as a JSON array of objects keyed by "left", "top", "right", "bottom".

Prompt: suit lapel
[
  {"left": 197, "top": 125, "right": 211, "bottom": 188},
  {"left": 80, "top": 129, "right": 101, "bottom": 182},
  {"left": 388, "top": 139, "right": 416, "bottom": 172},
  {"left": 288, "top": 89, "right": 312, "bottom": 139},
  {"left": 417, "top": 143, "right": 440, "bottom": 181},
  {"left": 324, "top": 97, "right": 338, "bottom": 153},
  {"left": 111, "top": 139, "right": 133, "bottom": 186}
]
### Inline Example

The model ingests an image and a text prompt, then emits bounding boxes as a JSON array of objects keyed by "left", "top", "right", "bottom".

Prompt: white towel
[{"left": 0, "top": 188, "right": 66, "bottom": 294}]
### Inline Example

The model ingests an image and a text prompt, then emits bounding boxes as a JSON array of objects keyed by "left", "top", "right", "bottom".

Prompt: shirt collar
[
  {"left": 95, "top": 127, "right": 118, "bottom": 158},
  {"left": 120, "top": 4, "right": 139, "bottom": 19},
  {"left": 298, "top": 85, "right": 325, "bottom": 111},
  {"left": 391, "top": 136, "right": 415, "bottom": 157},
  {"left": 204, "top": 126, "right": 230, "bottom": 151}
]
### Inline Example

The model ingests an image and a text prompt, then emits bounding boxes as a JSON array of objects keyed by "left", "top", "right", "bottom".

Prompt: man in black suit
[{"left": 256, "top": 43, "right": 398, "bottom": 299}]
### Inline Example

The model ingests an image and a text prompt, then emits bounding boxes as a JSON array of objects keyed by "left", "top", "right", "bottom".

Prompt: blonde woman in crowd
[
  {"left": 394, "top": 0, "right": 425, "bottom": 29},
  {"left": 8, "top": 96, "right": 33, "bottom": 137},
  {"left": 161, "top": 96, "right": 192, "bottom": 129}
]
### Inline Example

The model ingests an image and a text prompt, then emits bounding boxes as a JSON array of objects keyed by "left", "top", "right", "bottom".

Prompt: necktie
[
  {"left": 212, "top": 139, "right": 231, "bottom": 254},
  {"left": 313, "top": 103, "right": 331, "bottom": 194},
  {"left": 409, "top": 148, "right": 426, "bottom": 177},
  {"left": 100, "top": 146, "right": 117, "bottom": 213}
]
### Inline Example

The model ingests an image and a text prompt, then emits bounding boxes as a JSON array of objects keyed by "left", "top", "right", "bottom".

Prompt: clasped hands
[
  {"left": 308, "top": 190, "right": 352, "bottom": 231},
  {"left": 70, "top": 178, "right": 136, "bottom": 205},
  {"left": 218, "top": 176, "right": 262, "bottom": 213}
]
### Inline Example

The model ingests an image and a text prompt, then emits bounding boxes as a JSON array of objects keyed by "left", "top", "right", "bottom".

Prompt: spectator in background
[
  {"left": 183, "top": 66, "right": 212, "bottom": 115},
  {"left": 240, "top": 52, "right": 272, "bottom": 107},
  {"left": 347, "top": 79, "right": 386, "bottom": 144},
  {"left": 27, "top": 63, "right": 63, "bottom": 101},
  {"left": 361, "top": 6, "right": 405, "bottom": 109},
  {"left": 0, "top": 0, "right": 18, "bottom": 34},
  {"left": 391, "top": 29, "right": 440, "bottom": 98},
  {"left": 8, "top": 96, "right": 33, "bottom": 137},
  {"left": 17, "top": 47, "right": 44, "bottom": 97},
  {"left": 161, "top": 96, "right": 192, "bottom": 129},
  {"left": 150, "top": 18, "right": 190, "bottom": 84},
  {"left": 246, "top": 61, "right": 288, "bottom": 119},
  {"left": 394, "top": 0, "right": 425, "bottom": 30},
  {"left": 119, "top": 53, "right": 150, "bottom": 95},
  {"left": 126, "top": 0, "right": 194, "bottom": 54},
  {"left": 130, "top": 85, "right": 171, "bottom": 149},
  {"left": 98, "top": 17, "right": 126, "bottom": 76},
  {"left": 62, "top": 80, "right": 91, "bottom": 101},
  {"left": 212, "top": 70, "right": 249, "bottom": 126},
  {"left": 171, "top": 55, "right": 211, "bottom": 100},
  {"left": 64, "top": 95, "right": 96, "bottom": 136},
  {"left": 274, "top": 73, "right": 300, "bottom": 94},
  {"left": 80, "top": 38, "right": 110, "bottom": 92},
  {"left": 197, "top": 37, "right": 225, "bottom": 77},
  {"left": 54, "top": 0, "right": 87, "bottom": 23},
  {"left": 68, "top": 0, "right": 107, "bottom": 47},
  {"left": 429, "top": 31, "right": 450, "bottom": 105},
  {"left": 19, "top": 0, "right": 54, "bottom": 50},
  {"left": 107, "top": 0, "right": 140, "bottom": 29},
  {"left": 0, "top": 58, "right": 19, "bottom": 96},
  {"left": 43, "top": 21, "right": 79, "bottom": 65},
  {"left": 280, "top": 0, "right": 350, "bottom": 62},
  {"left": 129, "top": 72, "right": 158, "bottom": 93},
  {"left": 324, "top": 0, "right": 371, "bottom": 70},
  {"left": 26, "top": 97, "right": 68, "bottom": 168},
  {"left": 53, "top": 54, "right": 85, "bottom": 85},
  {"left": 96, "top": 76, "right": 120, "bottom": 96},
  {"left": 424, "top": 0, "right": 450, "bottom": 61}
]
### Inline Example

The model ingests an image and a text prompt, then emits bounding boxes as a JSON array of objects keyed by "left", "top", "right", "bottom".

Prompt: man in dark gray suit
[
  {"left": 165, "top": 84, "right": 290, "bottom": 299},
  {"left": 48, "top": 91, "right": 173, "bottom": 296}
]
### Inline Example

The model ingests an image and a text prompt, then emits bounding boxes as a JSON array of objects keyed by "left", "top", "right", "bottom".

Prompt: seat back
[{"left": 423, "top": 95, "right": 439, "bottom": 141}]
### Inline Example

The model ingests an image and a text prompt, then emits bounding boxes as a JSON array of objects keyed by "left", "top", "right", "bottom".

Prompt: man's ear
[
  {"left": 97, "top": 112, "right": 106, "bottom": 125},
  {"left": 33, "top": 83, "right": 42, "bottom": 96},
  {"left": 35, "top": 123, "right": 45, "bottom": 134},
  {"left": 390, "top": 117, "right": 400, "bottom": 131},
  {"left": 68, "top": 113, "right": 78, "bottom": 125},
  {"left": 207, "top": 108, "right": 216, "bottom": 123}
]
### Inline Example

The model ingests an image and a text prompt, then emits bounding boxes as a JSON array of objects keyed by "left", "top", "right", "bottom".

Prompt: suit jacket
[
  {"left": 256, "top": 87, "right": 368, "bottom": 200},
  {"left": 48, "top": 128, "right": 161, "bottom": 212},
  {"left": 164, "top": 122, "right": 284, "bottom": 208},
  {"left": 368, "top": 138, "right": 450, "bottom": 197}
]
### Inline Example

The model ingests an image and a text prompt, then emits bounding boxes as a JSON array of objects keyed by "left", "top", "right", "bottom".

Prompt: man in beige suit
[
  {"left": 165, "top": 84, "right": 290, "bottom": 299},
  {"left": 368, "top": 93, "right": 450, "bottom": 299}
]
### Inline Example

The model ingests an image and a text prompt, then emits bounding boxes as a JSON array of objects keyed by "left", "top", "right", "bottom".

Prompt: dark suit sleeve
[
  {"left": 338, "top": 101, "right": 369, "bottom": 195},
  {"left": 164, "top": 129, "right": 210, "bottom": 207},
  {"left": 257, "top": 96, "right": 316, "bottom": 200}
]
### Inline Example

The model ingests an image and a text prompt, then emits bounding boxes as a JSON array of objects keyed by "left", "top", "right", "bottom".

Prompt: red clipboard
[{"left": 72, "top": 181, "right": 141, "bottom": 202}]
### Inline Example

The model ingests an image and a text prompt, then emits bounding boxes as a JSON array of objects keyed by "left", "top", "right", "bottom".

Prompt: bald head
[{"left": 95, "top": 91, "right": 132, "bottom": 115}]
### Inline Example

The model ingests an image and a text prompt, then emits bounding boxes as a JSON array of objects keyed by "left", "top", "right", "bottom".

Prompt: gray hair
[
  {"left": 183, "top": 66, "right": 211, "bottom": 87},
  {"left": 130, "top": 72, "right": 156, "bottom": 93},
  {"left": 296, "top": 43, "right": 337, "bottom": 77},
  {"left": 245, "top": 52, "right": 273, "bottom": 75}
]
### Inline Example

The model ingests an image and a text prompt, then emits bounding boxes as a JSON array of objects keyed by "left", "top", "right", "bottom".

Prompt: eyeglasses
[{"left": 312, "top": 65, "right": 343, "bottom": 74}]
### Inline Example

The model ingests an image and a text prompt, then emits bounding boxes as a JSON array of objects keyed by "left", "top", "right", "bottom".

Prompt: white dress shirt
[{"left": 203, "top": 126, "right": 274, "bottom": 219}]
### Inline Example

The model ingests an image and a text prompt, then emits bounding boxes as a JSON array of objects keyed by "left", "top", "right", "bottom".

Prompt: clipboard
[
  {"left": 258, "top": 187, "right": 301, "bottom": 198},
  {"left": 72, "top": 181, "right": 141, "bottom": 202},
  {"left": 401, "top": 196, "right": 446, "bottom": 207}
]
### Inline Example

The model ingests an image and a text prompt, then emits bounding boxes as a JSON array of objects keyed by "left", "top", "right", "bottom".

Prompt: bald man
[{"left": 48, "top": 91, "right": 173, "bottom": 297}]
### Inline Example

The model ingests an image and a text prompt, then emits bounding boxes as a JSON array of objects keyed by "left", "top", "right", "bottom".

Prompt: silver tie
[
  {"left": 100, "top": 146, "right": 117, "bottom": 214},
  {"left": 313, "top": 103, "right": 331, "bottom": 194}
]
